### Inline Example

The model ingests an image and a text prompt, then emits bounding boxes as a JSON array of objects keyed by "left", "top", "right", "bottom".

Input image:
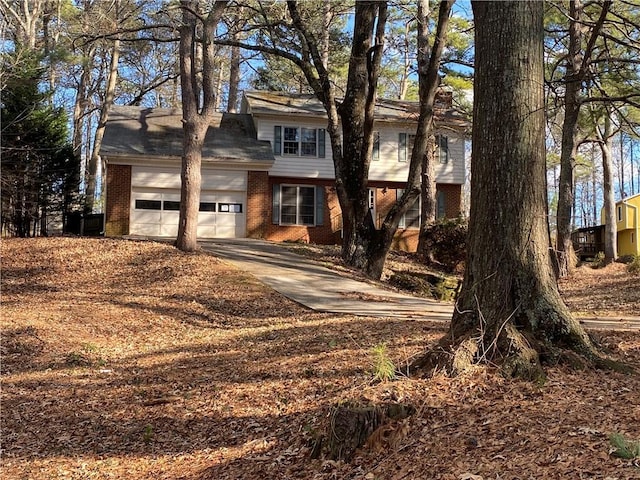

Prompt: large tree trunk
[
  {"left": 412, "top": 0, "right": 603, "bottom": 380},
  {"left": 334, "top": 1, "right": 387, "bottom": 270},
  {"left": 176, "top": 0, "right": 228, "bottom": 252}
]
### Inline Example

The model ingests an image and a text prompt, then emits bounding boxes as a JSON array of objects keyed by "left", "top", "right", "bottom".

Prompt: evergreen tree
[{"left": 1, "top": 49, "right": 79, "bottom": 236}]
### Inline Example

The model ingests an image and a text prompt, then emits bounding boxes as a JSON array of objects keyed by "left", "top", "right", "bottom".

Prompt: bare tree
[{"left": 175, "top": 0, "right": 228, "bottom": 251}]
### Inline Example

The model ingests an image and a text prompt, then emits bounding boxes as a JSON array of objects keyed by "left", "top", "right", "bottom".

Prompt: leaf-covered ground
[{"left": 2, "top": 237, "right": 639, "bottom": 480}]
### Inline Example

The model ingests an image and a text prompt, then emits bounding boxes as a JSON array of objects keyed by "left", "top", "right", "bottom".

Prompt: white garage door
[{"left": 129, "top": 167, "right": 246, "bottom": 238}]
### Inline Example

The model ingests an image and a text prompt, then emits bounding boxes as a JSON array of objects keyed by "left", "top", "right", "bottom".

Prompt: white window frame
[
  {"left": 398, "top": 133, "right": 416, "bottom": 163},
  {"left": 280, "top": 185, "right": 316, "bottom": 226},
  {"left": 436, "top": 134, "right": 449, "bottom": 164},
  {"left": 368, "top": 188, "right": 376, "bottom": 225},
  {"left": 276, "top": 126, "right": 325, "bottom": 158},
  {"left": 397, "top": 189, "right": 420, "bottom": 229}
]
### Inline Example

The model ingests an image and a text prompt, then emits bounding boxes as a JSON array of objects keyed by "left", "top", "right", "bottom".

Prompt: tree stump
[{"left": 323, "top": 402, "right": 415, "bottom": 461}]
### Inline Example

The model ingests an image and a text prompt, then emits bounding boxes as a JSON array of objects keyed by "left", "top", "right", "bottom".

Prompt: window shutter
[
  {"left": 397, "top": 189, "right": 405, "bottom": 228},
  {"left": 274, "top": 126, "right": 282, "bottom": 155},
  {"left": 438, "top": 135, "right": 449, "bottom": 164},
  {"left": 272, "top": 184, "right": 280, "bottom": 224},
  {"left": 318, "top": 128, "right": 326, "bottom": 158},
  {"left": 372, "top": 132, "right": 380, "bottom": 161},
  {"left": 398, "top": 133, "right": 407, "bottom": 162},
  {"left": 437, "top": 190, "right": 446, "bottom": 218},
  {"left": 315, "top": 186, "right": 324, "bottom": 226}
]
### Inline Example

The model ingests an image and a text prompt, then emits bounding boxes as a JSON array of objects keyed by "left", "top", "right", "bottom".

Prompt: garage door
[
  {"left": 129, "top": 167, "right": 246, "bottom": 238},
  {"left": 130, "top": 190, "right": 245, "bottom": 238}
]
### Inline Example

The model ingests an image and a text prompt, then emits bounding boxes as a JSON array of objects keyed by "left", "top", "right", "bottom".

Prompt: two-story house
[
  {"left": 102, "top": 90, "right": 468, "bottom": 251},
  {"left": 572, "top": 193, "right": 640, "bottom": 259},
  {"left": 609, "top": 193, "right": 640, "bottom": 257}
]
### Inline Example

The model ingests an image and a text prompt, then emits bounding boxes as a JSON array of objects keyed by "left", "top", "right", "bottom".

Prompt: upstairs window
[
  {"left": 398, "top": 133, "right": 415, "bottom": 162},
  {"left": 274, "top": 126, "right": 326, "bottom": 158},
  {"left": 436, "top": 135, "right": 449, "bottom": 164},
  {"left": 372, "top": 132, "right": 380, "bottom": 161}
]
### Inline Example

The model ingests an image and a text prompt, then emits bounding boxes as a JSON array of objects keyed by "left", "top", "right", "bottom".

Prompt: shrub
[
  {"left": 591, "top": 251, "right": 606, "bottom": 269},
  {"left": 627, "top": 255, "right": 640, "bottom": 276},
  {"left": 420, "top": 217, "right": 467, "bottom": 273}
]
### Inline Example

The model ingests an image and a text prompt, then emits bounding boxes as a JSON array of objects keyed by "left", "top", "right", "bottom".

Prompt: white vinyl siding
[
  {"left": 253, "top": 116, "right": 465, "bottom": 183},
  {"left": 368, "top": 127, "right": 465, "bottom": 184},
  {"left": 256, "top": 118, "right": 334, "bottom": 178}
]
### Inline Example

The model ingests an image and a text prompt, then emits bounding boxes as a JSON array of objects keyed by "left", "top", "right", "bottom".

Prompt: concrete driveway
[
  {"left": 200, "top": 238, "right": 452, "bottom": 320},
  {"left": 199, "top": 239, "right": 640, "bottom": 331}
]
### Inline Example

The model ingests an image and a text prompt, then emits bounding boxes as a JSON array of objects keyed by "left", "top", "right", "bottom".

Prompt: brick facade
[
  {"left": 251, "top": 176, "right": 463, "bottom": 251},
  {"left": 439, "top": 183, "right": 463, "bottom": 219},
  {"left": 106, "top": 164, "right": 462, "bottom": 252},
  {"left": 257, "top": 177, "right": 341, "bottom": 245},
  {"left": 246, "top": 171, "right": 269, "bottom": 238},
  {"left": 372, "top": 182, "right": 463, "bottom": 251},
  {"left": 105, "top": 164, "right": 131, "bottom": 236}
]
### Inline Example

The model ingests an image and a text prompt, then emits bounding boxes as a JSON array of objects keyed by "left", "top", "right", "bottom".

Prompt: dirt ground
[{"left": 2, "top": 237, "right": 639, "bottom": 480}]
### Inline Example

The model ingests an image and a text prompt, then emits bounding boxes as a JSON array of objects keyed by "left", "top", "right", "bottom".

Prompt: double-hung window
[
  {"left": 397, "top": 189, "right": 420, "bottom": 229},
  {"left": 274, "top": 126, "right": 326, "bottom": 157},
  {"left": 283, "top": 127, "right": 300, "bottom": 155},
  {"left": 372, "top": 132, "right": 380, "bottom": 161},
  {"left": 281, "top": 186, "right": 315, "bottom": 225},
  {"left": 272, "top": 184, "right": 325, "bottom": 226}
]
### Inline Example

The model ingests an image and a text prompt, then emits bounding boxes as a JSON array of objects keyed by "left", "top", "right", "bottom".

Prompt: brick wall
[
  {"left": 372, "top": 182, "right": 463, "bottom": 251},
  {"left": 439, "top": 183, "right": 462, "bottom": 218},
  {"left": 105, "top": 164, "right": 131, "bottom": 236},
  {"left": 246, "top": 171, "right": 269, "bottom": 238},
  {"left": 257, "top": 180, "right": 463, "bottom": 250},
  {"left": 258, "top": 177, "right": 341, "bottom": 245}
]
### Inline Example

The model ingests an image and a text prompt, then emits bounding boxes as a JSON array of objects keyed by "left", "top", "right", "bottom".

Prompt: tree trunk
[
  {"left": 362, "top": 0, "right": 453, "bottom": 280},
  {"left": 334, "top": 1, "right": 387, "bottom": 269},
  {"left": 417, "top": 135, "right": 437, "bottom": 258},
  {"left": 175, "top": 0, "right": 228, "bottom": 252},
  {"left": 177, "top": 122, "right": 206, "bottom": 251},
  {"left": 85, "top": 36, "right": 120, "bottom": 214},
  {"left": 555, "top": 0, "right": 583, "bottom": 277},
  {"left": 411, "top": 0, "right": 604, "bottom": 380},
  {"left": 600, "top": 113, "right": 617, "bottom": 263}
]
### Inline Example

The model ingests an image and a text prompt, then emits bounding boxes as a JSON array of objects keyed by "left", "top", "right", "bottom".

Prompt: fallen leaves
[{"left": 1, "top": 237, "right": 639, "bottom": 480}]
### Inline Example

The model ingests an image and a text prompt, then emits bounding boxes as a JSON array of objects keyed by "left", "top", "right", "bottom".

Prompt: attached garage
[
  {"left": 101, "top": 106, "right": 274, "bottom": 239},
  {"left": 129, "top": 166, "right": 247, "bottom": 238}
]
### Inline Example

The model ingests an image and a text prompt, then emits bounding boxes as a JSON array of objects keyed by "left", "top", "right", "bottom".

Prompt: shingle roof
[
  {"left": 100, "top": 106, "right": 275, "bottom": 165},
  {"left": 243, "top": 90, "right": 470, "bottom": 129}
]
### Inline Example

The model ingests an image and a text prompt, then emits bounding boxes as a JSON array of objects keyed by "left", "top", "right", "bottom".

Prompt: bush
[
  {"left": 420, "top": 217, "right": 467, "bottom": 273},
  {"left": 591, "top": 251, "right": 606, "bottom": 269},
  {"left": 627, "top": 255, "right": 640, "bottom": 275}
]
